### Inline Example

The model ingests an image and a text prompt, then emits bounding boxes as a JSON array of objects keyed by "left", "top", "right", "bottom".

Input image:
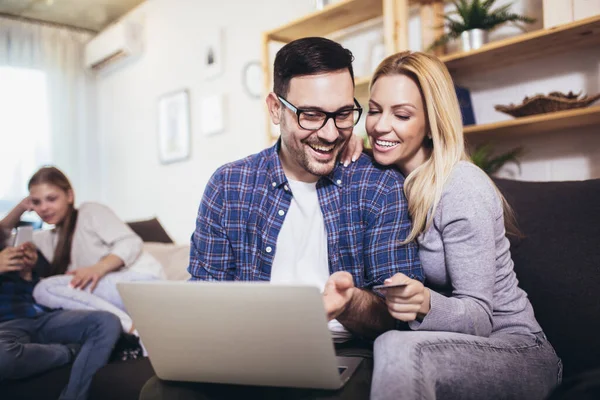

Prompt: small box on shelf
[
  {"left": 573, "top": 0, "right": 600, "bottom": 21},
  {"left": 543, "top": 0, "right": 573, "bottom": 28},
  {"left": 544, "top": 0, "right": 600, "bottom": 28}
]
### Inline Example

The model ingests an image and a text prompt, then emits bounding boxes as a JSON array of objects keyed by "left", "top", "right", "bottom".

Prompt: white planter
[
  {"left": 314, "top": 0, "right": 330, "bottom": 10},
  {"left": 460, "top": 29, "right": 488, "bottom": 52}
]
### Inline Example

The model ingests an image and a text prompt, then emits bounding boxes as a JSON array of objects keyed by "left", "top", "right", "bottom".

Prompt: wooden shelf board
[
  {"left": 464, "top": 105, "right": 600, "bottom": 138},
  {"left": 442, "top": 14, "right": 600, "bottom": 74},
  {"left": 266, "top": 0, "right": 384, "bottom": 43},
  {"left": 266, "top": 0, "right": 433, "bottom": 43}
]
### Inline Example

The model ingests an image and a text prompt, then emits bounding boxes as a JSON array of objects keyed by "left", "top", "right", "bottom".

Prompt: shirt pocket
[
  {"left": 239, "top": 226, "right": 272, "bottom": 280},
  {"left": 337, "top": 222, "right": 365, "bottom": 268}
]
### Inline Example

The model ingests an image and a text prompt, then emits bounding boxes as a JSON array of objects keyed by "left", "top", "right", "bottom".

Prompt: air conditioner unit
[{"left": 84, "top": 20, "right": 143, "bottom": 72}]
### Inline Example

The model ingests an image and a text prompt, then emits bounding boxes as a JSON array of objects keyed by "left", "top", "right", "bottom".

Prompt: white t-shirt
[{"left": 270, "top": 179, "right": 352, "bottom": 341}]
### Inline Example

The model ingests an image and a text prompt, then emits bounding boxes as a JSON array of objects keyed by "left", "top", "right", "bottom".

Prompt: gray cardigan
[
  {"left": 33, "top": 202, "right": 164, "bottom": 278},
  {"left": 410, "top": 161, "right": 542, "bottom": 337}
]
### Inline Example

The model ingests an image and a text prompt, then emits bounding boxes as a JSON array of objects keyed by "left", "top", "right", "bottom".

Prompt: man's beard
[{"left": 297, "top": 137, "right": 345, "bottom": 177}]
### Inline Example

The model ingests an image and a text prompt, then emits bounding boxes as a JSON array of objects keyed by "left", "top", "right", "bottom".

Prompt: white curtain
[{"left": 0, "top": 17, "right": 98, "bottom": 207}]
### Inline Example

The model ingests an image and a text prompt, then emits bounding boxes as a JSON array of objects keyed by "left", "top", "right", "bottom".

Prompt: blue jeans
[
  {"left": 372, "top": 330, "right": 562, "bottom": 400},
  {"left": 0, "top": 310, "right": 121, "bottom": 400}
]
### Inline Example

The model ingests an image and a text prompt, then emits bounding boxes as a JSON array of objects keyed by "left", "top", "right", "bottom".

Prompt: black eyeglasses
[{"left": 278, "top": 96, "right": 362, "bottom": 131}]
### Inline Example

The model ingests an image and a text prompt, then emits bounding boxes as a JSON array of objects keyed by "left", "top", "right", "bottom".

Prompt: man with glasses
[{"left": 141, "top": 37, "right": 421, "bottom": 400}]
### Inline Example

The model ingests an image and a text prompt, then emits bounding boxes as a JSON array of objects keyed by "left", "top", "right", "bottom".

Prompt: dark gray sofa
[{"left": 2, "top": 178, "right": 599, "bottom": 399}]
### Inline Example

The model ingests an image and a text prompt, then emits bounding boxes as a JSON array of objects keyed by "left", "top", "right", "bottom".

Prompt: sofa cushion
[
  {"left": 1, "top": 357, "right": 154, "bottom": 400},
  {"left": 494, "top": 178, "right": 600, "bottom": 379},
  {"left": 127, "top": 218, "right": 173, "bottom": 243},
  {"left": 144, "top": 242, "right": 191, "bottom": 281}
]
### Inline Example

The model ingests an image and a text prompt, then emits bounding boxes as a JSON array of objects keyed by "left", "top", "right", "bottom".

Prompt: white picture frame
[
  {"left": 200, "top": 94, "right": 226, "bottom": 136},
  {"left": 242, "top": 61, "right": 263, "bottom": 99},
  {"left": 158, "top": 89, "right": 191, "bottom": 164},
  {"left": 204, "top": 29, "right": 224, "bottom": 79}
]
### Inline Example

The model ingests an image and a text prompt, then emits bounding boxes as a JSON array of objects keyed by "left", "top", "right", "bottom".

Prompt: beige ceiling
[{"left": 0, "top": 0, "right": 145, "bottom": 32}]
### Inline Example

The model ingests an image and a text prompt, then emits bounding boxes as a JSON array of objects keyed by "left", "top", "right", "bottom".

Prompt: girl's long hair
[{"left": 29, "top": 167, "right": 78, "bottom": 276}]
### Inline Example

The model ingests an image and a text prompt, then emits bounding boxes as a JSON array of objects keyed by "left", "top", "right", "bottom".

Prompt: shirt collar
[
  {"left": 266, "top": 139, "right": 346, "bottom": 189},
  {"left": 265, "top": 140, "right": 288, "bottom": 189}
]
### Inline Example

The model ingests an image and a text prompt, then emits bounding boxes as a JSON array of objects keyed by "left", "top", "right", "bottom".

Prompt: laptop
[{"left": 117, "top": 281, "right": 363, "bottom": 389}]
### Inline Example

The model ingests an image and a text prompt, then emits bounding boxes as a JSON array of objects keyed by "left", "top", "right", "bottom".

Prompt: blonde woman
[{"left": 366, "top": 52, "right": 561, "bottom": 400}]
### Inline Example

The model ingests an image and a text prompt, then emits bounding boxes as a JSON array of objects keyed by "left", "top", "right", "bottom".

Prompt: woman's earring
[{"left": 424, "top": 134, "right": 433, "bottom": 148}]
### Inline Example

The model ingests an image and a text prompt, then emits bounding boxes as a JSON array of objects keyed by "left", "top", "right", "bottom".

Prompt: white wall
[
  {"left": 96, "top": 0, "right": 319, "bottom": 243},
  {"left": 95, "top": 0, "right": 600, "bottom": 243}
]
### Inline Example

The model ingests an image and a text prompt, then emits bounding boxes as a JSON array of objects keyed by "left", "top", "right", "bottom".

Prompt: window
[{"left": 0, "top": 67, "right": 51, "bottom": 218}]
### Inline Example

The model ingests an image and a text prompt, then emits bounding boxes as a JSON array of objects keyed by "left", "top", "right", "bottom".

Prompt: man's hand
[
  {"left": 382, "top": 273, "right": 431, "bottom": 322},
  {"left": 0, "top": 247, "right": 23, "bottom": 274},
  {"left": 323, "top": 271, "right": 357, "bottom": 321},
  {"left": 67, "top": 264, "right": 109, "bottom": 292},
  {"left": 340, "top": 133, "right": 364, "bottom": 167}
]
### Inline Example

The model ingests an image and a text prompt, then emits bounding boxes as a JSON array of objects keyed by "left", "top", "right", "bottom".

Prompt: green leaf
[
  {"left": 471, "top": 144, "right": 524, "bottom": 175},
  {"left": 482, "top": 0, "right": 496, "bottom": 12},
  {"left": 455, "top": 0, "right": 471, "bottom": 22}
]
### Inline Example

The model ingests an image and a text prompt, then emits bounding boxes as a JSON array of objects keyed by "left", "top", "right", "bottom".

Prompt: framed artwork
[
  {"left": 158, "top": 89, "right": 191, "bottom": 164},
  {"left": 242, "top": 61, "right": 263, "bottom": 99},
  {"left": 204, "top": 29, "right": 224, "bottom": 79},
  {"left": 200, "top": 94, "right": 226, "bottom": 136}
]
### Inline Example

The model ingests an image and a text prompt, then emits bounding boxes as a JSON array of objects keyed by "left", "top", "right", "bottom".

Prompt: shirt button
[
  {"left": 336, "top": 179, "right": 342, "bottom": 185},
  {"left": 272, "top": 182, "right": 277, "bottom": 187},
  {"left": 278, "top": 210, "right": 285, "bottom": 216},
  {"left": 266, "top": 246, "right": 273, "bottom": 253},
  {"left": 284, "top": 185, "right": 289, "bottom": 191}
]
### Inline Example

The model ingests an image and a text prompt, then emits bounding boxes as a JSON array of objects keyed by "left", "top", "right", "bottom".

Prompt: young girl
[
  {"left": 366, "top": 52, "right": 561, "bottom": 400},
  {"left": 8, "top": 166, "right": 164, "bottom": 333},
  {"left": 0, "top": 218, "right": 122, "bottom": 400}
]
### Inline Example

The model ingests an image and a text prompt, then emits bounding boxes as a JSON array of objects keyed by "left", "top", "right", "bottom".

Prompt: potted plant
[
  {"left": 429, "top": 0, "right": 536, "bottom": 52},
  {"left": 470, "top": 143, "right": 523, "bottom": 175}
]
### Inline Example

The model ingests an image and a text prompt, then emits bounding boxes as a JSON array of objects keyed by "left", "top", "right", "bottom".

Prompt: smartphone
[
  {"left": 13, "top": 226, "right": 34, "bottom": 247},
  {"left": 372, "top": 283, "right": 408, "bottom": 294}
]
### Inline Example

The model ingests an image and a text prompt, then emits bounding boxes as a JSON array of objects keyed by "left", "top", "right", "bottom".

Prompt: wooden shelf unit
[
  {"left": 262, "top": 2, "right": 600, "bottom": 143},
  {"left": 447, "top": 15, "right": 600, "bottom": 137},
  {"left": 442, "top": 14, "right": 600, "bottom": 75},
  {"left": 464, "top": 105, "right": 600, "bottom": 138},
  {"left": 262, "top": 0, "right": 441, "bottom": 144}
]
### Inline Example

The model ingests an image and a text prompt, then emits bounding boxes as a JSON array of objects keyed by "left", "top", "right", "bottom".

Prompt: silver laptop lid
[{"left": 118, "top": 281, "right": 344, "bottom": 389}]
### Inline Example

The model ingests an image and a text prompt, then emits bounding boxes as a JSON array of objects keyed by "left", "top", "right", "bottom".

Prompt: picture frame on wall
[
  {"left": 200, "top": 94, "right": 226, "bottom": 136},
  {"left": 204, "top": 29, "right": 224, "bottom": 79},
  {"left": 158, "top": 89, "right": 191, "bottom": 164},
  {"left": 242, "top": 61, "right": 263, "bottom": 99}
]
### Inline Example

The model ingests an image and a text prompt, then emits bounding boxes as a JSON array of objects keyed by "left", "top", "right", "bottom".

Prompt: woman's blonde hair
[{"left": 370, "top": 51, "right": 518, "bottom": 242}]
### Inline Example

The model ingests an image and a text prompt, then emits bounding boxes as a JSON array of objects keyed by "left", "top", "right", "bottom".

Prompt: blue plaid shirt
[
  {"left": 0, "top": 271, "right": 46, "bottom": 323},
  {"left": 189, "top": 142, "right": 422, "bottom": 288}
]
